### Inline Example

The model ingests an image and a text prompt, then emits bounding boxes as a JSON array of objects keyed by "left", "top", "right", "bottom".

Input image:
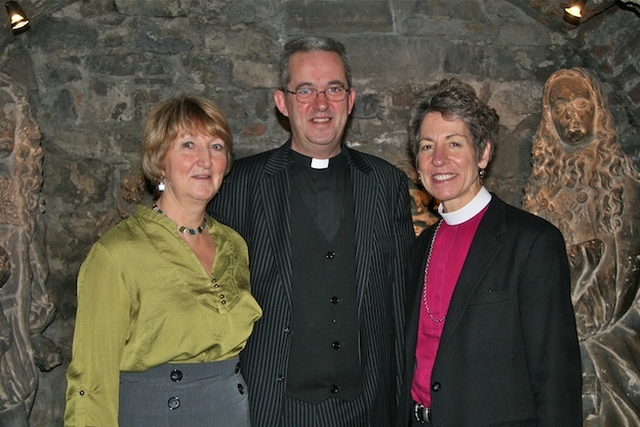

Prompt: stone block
[
  {"left": 284, "top": 1, "right": 392, "bottom": 33},
  {"left": 115, "top": 0, "right": 185, "bottom": 17},
  {"left": 346, "top": 35, "right": 443, "bottom": 82},
  {"left": 35, "top": 19, "right": 99, "bottom": 55},
  {"left": 233, "top": 59, "right": 278, "bottom": 89},
  {"left": 443, "top": 43, "right": 536, "bottom": 80},
  {"left": 134, "top": 19, "right": 196, "bottom": 54},
  {"left": 497, "top": 23, "right": 550, "bottom": 46}
]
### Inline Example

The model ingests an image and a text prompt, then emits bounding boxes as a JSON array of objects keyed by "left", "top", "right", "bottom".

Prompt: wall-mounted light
[
  {"left": 564, "top": 0, "right": 587, "bottom": 25},
  {"left": 5, "top": 1, "right": 30, "bottom": 35}
]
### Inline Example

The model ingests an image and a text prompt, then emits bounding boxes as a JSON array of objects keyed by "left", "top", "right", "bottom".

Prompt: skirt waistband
[{"left": 120, "top": 356, "right": 240, "bottom": 384}]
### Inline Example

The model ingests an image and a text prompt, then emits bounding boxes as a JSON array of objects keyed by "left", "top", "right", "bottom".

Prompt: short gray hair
[
  {"left": 408, "top": 78, "right": 498, "bottom": 164},
  {"left": 278, "top": 36, "right": 352, "bottom": 90}
]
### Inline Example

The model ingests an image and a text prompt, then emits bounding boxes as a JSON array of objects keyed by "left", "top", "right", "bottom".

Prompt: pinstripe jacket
[{"left": 208, "top": 140, "right": 415, "bottom": 426}]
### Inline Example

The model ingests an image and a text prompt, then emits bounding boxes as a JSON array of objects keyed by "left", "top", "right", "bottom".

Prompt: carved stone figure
[
  {"left": 408, "top": 175, "right": 439, "bottom": 236},
  {"left": 0, "top": 73, "right": 61, "bottom": 426},
  {"left": 523, "top": 67, "right": 640, "bottom": 427}
]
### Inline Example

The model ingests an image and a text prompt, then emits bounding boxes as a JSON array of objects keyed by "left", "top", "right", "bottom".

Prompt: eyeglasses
[{"left": 284, "top": 86, "right": 351, "bottom": 103}]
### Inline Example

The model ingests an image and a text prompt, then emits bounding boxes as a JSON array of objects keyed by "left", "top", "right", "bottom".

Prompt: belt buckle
[{"left": 413, "top": 403, "right": 431, "bottom": 423}]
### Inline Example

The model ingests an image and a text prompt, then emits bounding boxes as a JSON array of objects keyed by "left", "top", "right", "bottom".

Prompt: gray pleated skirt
[{"left": 118, "top": 356, "right": 250, "bottom": 427}]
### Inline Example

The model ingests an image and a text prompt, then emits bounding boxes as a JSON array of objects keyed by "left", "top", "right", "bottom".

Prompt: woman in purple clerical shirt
[{"left": 397, "top": 78, "right": 582, "bottom": 427}]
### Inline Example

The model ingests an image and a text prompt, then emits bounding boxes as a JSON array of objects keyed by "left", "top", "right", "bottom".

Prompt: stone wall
[{"left": 0, "top": 0, "right": 637, "bottom": 425}]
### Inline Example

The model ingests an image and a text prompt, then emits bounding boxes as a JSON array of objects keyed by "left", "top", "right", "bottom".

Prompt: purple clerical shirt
[{"left": 410, "top": 204, "right": 488, "bottom": 407}]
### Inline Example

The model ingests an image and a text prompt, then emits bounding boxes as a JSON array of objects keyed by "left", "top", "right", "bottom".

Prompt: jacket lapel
[
  {"left": 437, "top": 197, "right": 506, "bottom": 353},
  {"left": 261, "top": 142, "right": 294, "bottom": 303},
  {"left": 346, "top": 149, "right": 374, "bottom": 308}
]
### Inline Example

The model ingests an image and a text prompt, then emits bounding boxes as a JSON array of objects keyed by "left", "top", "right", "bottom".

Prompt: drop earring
[
  {"left": 158, "top": 180, "right": 165, "bottom": 192},
  {"left": 479, "top": 168, "right": 486, "bottom": 179}
]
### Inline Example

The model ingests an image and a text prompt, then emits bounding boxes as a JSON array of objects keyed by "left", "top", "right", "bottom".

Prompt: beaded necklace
[
  {"left": 152, "top": 204, "right": 206, "bottom": 235},
  {"left": 422, "top": 220, "right": 445, "bottom": 323}
]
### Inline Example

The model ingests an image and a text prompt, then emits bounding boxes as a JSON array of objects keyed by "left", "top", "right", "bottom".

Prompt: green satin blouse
[{"left": 64, "top": 205, "right": 262, "bottom": 426}]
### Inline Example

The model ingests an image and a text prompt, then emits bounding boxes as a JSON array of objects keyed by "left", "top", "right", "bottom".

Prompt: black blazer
[
  {"left": 398, "top": 195, "right": 582, "bottom": 427},
  {"left": 209, "top": 141, "right": 415, "bottom": 426}
]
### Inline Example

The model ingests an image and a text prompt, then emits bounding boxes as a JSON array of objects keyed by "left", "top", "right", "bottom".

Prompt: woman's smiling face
[
  {"left": 417, "top": 112, "right": 490, "bottom": 213},
  {"left": 161, "top": 131, "right": 228, "bottom": 205}
]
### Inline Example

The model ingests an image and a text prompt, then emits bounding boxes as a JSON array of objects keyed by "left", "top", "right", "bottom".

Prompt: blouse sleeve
[{"left": 64, "top": 241, "right": 130, "bottom": 427}]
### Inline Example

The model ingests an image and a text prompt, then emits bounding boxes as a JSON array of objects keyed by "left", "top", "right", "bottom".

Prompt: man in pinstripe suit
[{"left": 208, "top": 36, "right": 414, "bottom": 426}]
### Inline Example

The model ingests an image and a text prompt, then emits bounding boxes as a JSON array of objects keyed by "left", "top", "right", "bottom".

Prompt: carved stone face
[{"left": 549, "top": 77, "right": 595, "bottom": 147}]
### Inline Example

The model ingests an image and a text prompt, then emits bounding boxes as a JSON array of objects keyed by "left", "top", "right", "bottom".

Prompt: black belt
[{"left": 413, "top": 402, "right": 431, "bottom": 423}]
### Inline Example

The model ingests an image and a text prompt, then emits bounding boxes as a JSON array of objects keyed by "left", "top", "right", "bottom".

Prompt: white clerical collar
[
  {"left": 438, "top": 187, "right": 492, "bottom": 225},
  {"left": 311, "top": 158, "right": 330, "bottom": 169}
]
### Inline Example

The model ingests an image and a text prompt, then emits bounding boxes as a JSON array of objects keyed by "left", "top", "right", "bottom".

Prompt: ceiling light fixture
[
  {"left": 5, "top": 1, "right": 30, "bottom": 35},
  {"left": 564, "top": 0, "right": 587, "bottom": 25}
]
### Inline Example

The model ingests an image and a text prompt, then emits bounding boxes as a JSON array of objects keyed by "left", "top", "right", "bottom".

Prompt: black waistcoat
[{"left": 285, "top": 161, "right": 363, "bottom": 404}]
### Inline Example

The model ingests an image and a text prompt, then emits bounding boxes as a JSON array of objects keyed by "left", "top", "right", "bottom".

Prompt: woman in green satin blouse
[{"left": 64, "top": 96, "right": 262, "bottom": 427}]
